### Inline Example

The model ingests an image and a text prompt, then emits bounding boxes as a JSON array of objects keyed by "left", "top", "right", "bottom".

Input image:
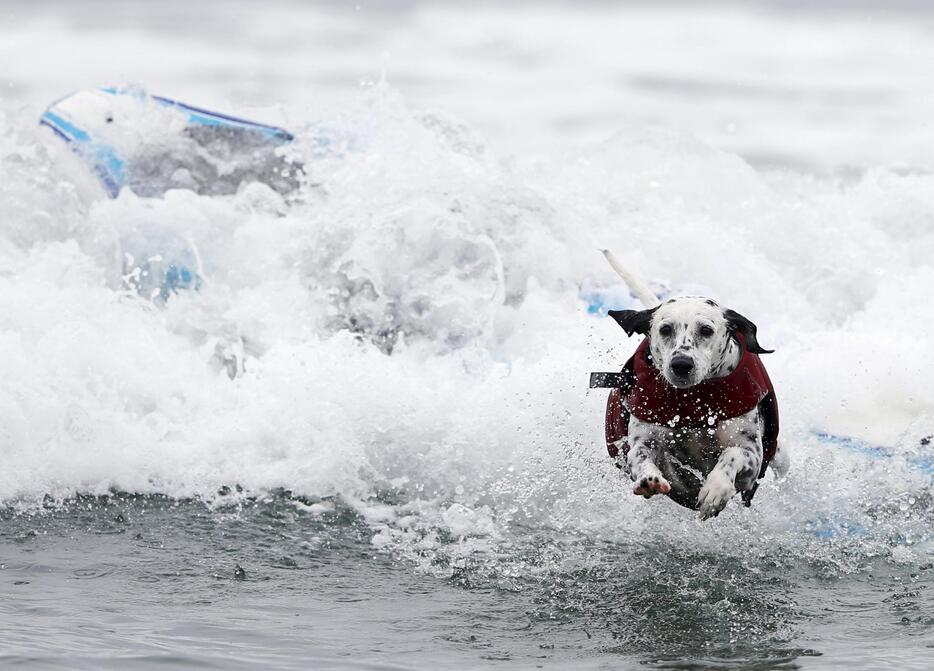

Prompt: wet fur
[{"left": 611, "top": 296, "right": 773, "bottom": 520}]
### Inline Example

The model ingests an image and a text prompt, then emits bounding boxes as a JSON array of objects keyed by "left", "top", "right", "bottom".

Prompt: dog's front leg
[
  {"left": 697, "top": 409, "right": 763, "bottom": 520},
  {"left": 627, "top": 416, "right": 671, "bottom": 498}
]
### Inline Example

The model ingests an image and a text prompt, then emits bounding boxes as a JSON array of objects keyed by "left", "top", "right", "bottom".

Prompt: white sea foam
[{"left": 2, "top": 3, "right": 933, "bottom": 564}]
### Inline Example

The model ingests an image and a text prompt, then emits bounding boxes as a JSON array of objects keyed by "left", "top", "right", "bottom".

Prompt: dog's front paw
[
  {"left": 697, "top": 470, "right": 736, "bottom": 520},
  {"left": 633, "top": 471, "right": 671, "bottom": 498}
]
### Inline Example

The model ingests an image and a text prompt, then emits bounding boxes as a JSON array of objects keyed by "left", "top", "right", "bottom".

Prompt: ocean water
[{"left": 2, "top": 1, "right": 934, "bottom": 668}]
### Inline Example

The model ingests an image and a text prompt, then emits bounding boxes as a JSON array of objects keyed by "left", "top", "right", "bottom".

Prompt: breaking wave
[{"left": 1, "top": 85, "right": 933, "bottom": 575}]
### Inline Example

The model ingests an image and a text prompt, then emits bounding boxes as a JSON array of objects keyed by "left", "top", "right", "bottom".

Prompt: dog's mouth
[{"left": 665, "top": 369, "right": 696, "bottom": 388}]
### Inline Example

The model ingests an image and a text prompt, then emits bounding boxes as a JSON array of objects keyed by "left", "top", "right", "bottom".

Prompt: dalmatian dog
[{"left": 598, "top": 251, "right": 784, "bottom": 520}]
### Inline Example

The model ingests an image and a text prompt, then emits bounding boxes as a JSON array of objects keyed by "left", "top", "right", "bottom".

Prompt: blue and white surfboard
[
  {"left": 40, "top": 87, "right": 298, "bottom": 198},
  {"left": 40, "top": 88, "right": 304, "bottom": 301}
]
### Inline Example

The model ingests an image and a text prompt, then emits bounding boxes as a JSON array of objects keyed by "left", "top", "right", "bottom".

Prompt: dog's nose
[{"left": 670, "top": 356, "right": 694, "bottom": 377}]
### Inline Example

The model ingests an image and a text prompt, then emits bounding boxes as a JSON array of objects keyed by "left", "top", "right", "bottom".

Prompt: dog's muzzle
[{"left": 670, "top": 355, "right": 694, "bottom": 381}]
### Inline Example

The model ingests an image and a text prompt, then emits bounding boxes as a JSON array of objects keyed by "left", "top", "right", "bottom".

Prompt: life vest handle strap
[{"left": 590, "top": 372, "right": 626, "bottom": 389}]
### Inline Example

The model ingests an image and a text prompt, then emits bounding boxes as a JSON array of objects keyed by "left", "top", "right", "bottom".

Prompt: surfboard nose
[{"left": 39, "top": 87, "right": 299, "bottom": 199}]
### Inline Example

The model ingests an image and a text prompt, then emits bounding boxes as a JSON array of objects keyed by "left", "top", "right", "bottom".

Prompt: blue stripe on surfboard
[
  {"left": 40, "top": 110, "right": 125, "bottom": 196},
  {"left": 804, "top": 516, "right": 869, "bottom": 539},
  {"left": 40, "top": 110, "right": 91, "bottom": 142},
  {"left": 93, "top": 147, "right": 125, "bottom": 197},
  {"left": 579, "top": 287, "right": 654, "bottom": 315},
  {"left": 152, "top": 96, "right": 294, "bottom": 142},
  {"left": 814, "top": 431, "right": 934, "bottom": 476},
  {"left": 98, "top": 87, "right": 294, "bottom": 142},
  {"left": 803, "top": 432, "right": 932, "bottom": 541},
  {"left": 39, "top": 119, "right": 71, "bottom": 144}
]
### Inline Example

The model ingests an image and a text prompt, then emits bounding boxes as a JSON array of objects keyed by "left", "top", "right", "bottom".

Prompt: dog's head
[{"left": 609, "top": 296, "right": 772, "bottom": 389}]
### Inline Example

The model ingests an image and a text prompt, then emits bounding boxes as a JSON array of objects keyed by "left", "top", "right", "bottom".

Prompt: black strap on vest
[
  {"left": 590, "top": 358, "right": 636, "bottom": 392},
  {"left": 589, "top": 371, "right": 627, "bottom": 389}
]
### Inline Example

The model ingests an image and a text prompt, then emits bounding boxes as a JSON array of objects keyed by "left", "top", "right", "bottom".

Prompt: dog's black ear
[
  {"left": 724, "top": 308, "right": 774, "bottom": 354},
  {"left": 608, "top": 307, "right": 658, "bottom": 337}
]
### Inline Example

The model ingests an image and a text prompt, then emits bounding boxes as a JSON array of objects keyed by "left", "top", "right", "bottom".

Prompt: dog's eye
[
  {"left": 658, "top": 324, "right": 673, "bottom": 337},
  {"left": 698, "top": 325, "right": 715, "bottom": 337}
]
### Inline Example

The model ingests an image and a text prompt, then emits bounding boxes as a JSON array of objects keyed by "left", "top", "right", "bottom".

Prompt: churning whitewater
[
  {"left": 2, "top": 3, "right": 934, "bottom": 668},
  {"left": 5, "top": 86, "right": 933, "bottom": 522}
]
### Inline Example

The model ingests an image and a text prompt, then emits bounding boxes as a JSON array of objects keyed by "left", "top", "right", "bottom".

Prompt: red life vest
[{"left": 605, "top": 333, "right": 779, "bottom": 479}]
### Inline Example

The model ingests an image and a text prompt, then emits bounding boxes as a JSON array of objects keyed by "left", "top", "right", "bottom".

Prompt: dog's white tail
[{"left": 601, "top": 249, "right": 661, "bottom": 309}]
